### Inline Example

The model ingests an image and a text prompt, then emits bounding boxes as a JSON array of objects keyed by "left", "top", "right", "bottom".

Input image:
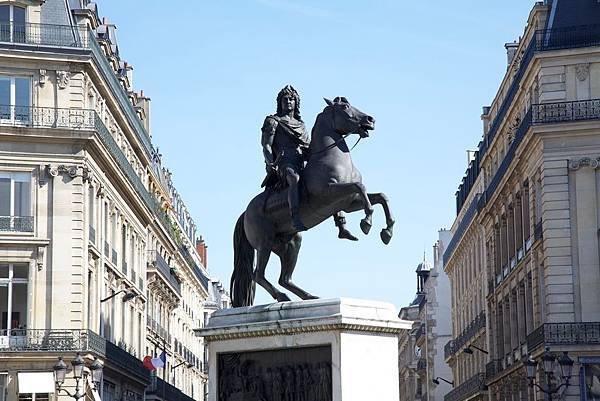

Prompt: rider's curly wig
[{"left": 276, "top": 85, "right": 302, "bottom": 121}]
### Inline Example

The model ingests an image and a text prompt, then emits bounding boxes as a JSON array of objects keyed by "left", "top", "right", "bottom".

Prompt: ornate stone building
[
  {"left": 443, "top": 1, "right": 600, "bottom": 401},
  {"left": 399, "top": 230, "right": 453, "bottom": 401},
  {"left": 0, "top": 1, "right": 225, "bottom": 400}
]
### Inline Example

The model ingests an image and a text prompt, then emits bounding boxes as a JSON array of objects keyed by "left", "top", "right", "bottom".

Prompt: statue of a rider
[{"left": 261, "top": 85, "right": 357, "bottom": 240}]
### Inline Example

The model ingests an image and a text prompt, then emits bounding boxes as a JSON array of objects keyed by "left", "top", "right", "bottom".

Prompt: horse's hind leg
[
  {"left": 275, "top": 234, "right": 318, "bottom": 300},
  {"left": 255, "top": 248, "right": 291, "bottom": 303},
  {"left": 368, "top": 192, "right": 395, "bottom": 244}
]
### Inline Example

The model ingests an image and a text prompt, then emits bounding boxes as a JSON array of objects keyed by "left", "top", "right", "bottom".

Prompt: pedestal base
[{"left": 195, "top": 298, "right": 412, "bottom": 401}]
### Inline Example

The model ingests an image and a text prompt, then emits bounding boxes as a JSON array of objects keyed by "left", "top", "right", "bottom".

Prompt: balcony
[
  {"left": 0, "top": 215, "right": 33, "bottom": 233},
  {"left": 0, "top": 21, "right": 88, "bottom": 47},
  {"left": 148, "top": 251, "right": 181, "bottom": 295},
  {"left": 0, "top": 329, "right": 149, "bottom": 383},
  {"left": 454, "top": 24, "right": 600, "bottom": 215},
  {"left": 485, "top": 359, "right": 504, "bottom": 382},
  {"left": 445, "top": 312, "right": 486, "bottom": 359},
  {"left": 444, "top": 373, "right": 487, "bottom": 401},
  {"left": 147, "top": 377, "right": 195, "bottom": 401},
  {"left": 527, "top": 322, "right": 600, "bottom": 352},
  {"left": 146, "top": 316, "right": 171, "bottom": 344},
  {"left": 179, "top": 245, "right": 209, "bottom": 290}
]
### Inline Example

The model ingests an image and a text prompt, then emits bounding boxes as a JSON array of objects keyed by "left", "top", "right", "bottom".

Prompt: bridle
[{"left": 308, "top": 105, "right": 363, "bottom": 158}]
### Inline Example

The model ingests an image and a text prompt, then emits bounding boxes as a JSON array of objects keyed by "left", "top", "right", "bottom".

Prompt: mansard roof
[{"left": 548, "top": 0, "right": 600, "bottom": 29}]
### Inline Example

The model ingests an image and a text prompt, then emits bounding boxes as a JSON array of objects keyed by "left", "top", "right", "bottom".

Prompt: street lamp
[
  {"left": 524, "top": 348, "right": 573, "bottom": 397},
  {"left": 53, "top": 353, "right": 103, "bottom": 400},
  {"left": 100, "top": 288, "right": 138, "bottom": 303},
  {"left": 432, "top": 377, "right": 454, "bottom": 386},
  {"left": 464, "top": 345, "right": 489, "bottom": 355}
]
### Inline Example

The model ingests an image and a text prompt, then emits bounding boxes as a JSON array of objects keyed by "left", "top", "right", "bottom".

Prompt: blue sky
[{"left": 99, "top": 0, "right": 535, "bottom": 308}]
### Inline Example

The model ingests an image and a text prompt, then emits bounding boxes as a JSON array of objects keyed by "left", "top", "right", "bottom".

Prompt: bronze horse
[{"left": 231, "top": 97, "right": 394, "bottom": 306}]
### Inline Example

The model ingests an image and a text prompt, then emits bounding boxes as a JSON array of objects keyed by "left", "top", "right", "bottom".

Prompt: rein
[{"left": 308, "top": 107, "right": 363, "bottom": 158}]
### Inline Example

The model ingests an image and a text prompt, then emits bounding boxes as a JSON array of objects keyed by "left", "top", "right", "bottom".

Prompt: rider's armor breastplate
[{"left": 272, "top": 121, "right": 307, "bottom": 171}]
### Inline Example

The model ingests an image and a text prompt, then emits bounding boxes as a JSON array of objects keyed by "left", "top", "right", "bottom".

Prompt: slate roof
[{"left": 548, "top": 0, "right": 600, "bottom": 29}]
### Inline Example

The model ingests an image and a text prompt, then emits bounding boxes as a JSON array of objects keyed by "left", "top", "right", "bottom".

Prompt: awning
[{"left": 18, "top": 372, "right": 54, "bottom": 394}]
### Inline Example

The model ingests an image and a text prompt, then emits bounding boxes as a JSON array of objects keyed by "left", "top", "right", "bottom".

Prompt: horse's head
[{"left": 324, "top": 97, "right": 375, "bottom": 138}]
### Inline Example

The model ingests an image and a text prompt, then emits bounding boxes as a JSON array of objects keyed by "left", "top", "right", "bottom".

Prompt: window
[
  {"left": 0, "top": 172, "right": 32, "bottom": 232},
  {"left": 0, "top": 373, "right": 7, "bottom": 401},
  {"left": 0, "top": 4, "right": 26, "bottom": 43},
  {"left": 0, "top": 76, "right": 31, "bottom": 123},
  {"left": 0, "top": 264, "right": 29, "bottom": 332},
  {"left": 18, "top": 394, "right": 49, "bottom": 401}
]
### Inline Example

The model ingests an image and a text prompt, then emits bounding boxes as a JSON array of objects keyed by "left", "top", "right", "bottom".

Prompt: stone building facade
[
  {"left": 399, "top": 230, "right": 453, "bottom": 401},
  {"left": 0, "top": 1, "right": 225, "bottom": 400},
  {"left": 443, "top": 1, "right": 600, "bottom": 401}
]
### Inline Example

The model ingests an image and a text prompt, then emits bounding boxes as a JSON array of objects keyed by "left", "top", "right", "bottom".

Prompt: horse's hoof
[
  {"left": 276, "top": 293, "right": 291, "bottom": 302},
  {"left": 380, "top": 228, "right": 392, "bottom": 245},
  {"left": 303, "top": 294, "right": 319, "bottom": 300},
  {"left": 360, "top": 219, "right": 372, "bottom": 235},
  {"left": 338, "top": 229, "right": 358, "bottom": 241}
]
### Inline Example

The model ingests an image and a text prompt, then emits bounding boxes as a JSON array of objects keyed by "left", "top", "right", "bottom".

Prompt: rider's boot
[
  {"left": 334, "top": 213, "right": 358, "bottom": 241},
  {"left": 288, "top": 183, "right": 307, "bottom": 232}
]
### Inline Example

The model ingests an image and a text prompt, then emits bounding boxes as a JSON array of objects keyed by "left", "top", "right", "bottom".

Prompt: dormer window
[{"left": 0, "top": 4, "right": 26, "bottom": 43}]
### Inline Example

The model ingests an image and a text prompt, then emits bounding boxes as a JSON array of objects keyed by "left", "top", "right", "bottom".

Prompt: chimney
[
  {"left": 196, "top": 236, "right": 208, "bottom": 268},
  {"left": 505, "top": 41, "right": 519, "bottom": 67},
  {"left": 136, "top": 90, "right": 151, "bottom": 137}
]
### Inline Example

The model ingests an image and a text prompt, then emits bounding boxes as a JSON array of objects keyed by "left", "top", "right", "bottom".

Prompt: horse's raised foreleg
[
  {"left": 274, "top": 234, "right": 318, "bottom": 300},
  {"left": 326, "top": 182, "right": 374, "bottom": 234},
  {"left": 254, "top": 248, "right": 291, "bottom": 303},
  {"left": 367, "top": 192, "right": 395, "bottom": 245}
]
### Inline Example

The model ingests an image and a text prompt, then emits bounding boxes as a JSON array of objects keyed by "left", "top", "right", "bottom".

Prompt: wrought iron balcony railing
[
  {"left": 179, "top": 245, "right": 210, "bottom": 290},
  {"left": 485, "top": 359, "right": 504, "bottom": 382},
  {"left": 535, "top": 24, "right": 600, "bottom": 52},
  {"left": 444, "top": 373, "right": 487, "bottom": 401},
  {"left": 0, "top": 105, "right": 95, "bottom": 129},
  {"left": 0, "top": 216, "right": 33, "bottom": 233},
  {"left": 533, "top": 99, "right": 600, "bottom": 124},
  {"left": 0, "top": 22, "right": 88, "bottom": 47},
  {"left": 148, "top": 250, "right": 181, "bottom": 295},
  {"left": 147, "top": 377, "right": 195, "bottom": 401},
  {"left": 527, "top": 322, "right": 600, "bottom": 352},
  {"left": 445, "top": 312, "right": 486, "bottom": 359},
  {"left": 0, "top": 328, "right": 149, "bottom": 383},
  {"left": 146, "top": 315, "right": 171, "bottom": 343}
]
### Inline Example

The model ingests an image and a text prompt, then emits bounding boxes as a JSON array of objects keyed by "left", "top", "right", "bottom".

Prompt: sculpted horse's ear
[{"left": 324, "top": 98, "right": 333, "bottom": 106}]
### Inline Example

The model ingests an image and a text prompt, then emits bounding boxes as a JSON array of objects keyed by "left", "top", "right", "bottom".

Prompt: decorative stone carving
[
  {"left": 56, "top": 71, "right": 71, "bottom": 89},
  {"left": 82, "top": 166, "right": 94, "bottom": 183},
  {"left": 39, "top": 69, "right": 47, "bottom": 87},
  {"left": 36, "top": 246, "right": 45, "bottom": 271},
  {"left": 46, "top": 164, "right": 79, "bottom": 178},
  {"left": 96, "top": 183, "right": 106, "bottom": 198},
  {"left": 576, "top": 63, "right": 590, "bottom": 82},
  {"left": 569, "top": 157, "right": 600, "bottom": 170}
]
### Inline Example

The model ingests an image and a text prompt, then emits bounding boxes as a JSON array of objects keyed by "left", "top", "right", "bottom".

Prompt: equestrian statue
[{"left": 231, "top": 86, "right": 394, "bottom": 307}]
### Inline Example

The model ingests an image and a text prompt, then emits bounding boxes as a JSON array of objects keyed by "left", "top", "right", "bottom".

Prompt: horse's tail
[{"left": 231, "top": 212, "right": 256, "bottom": 307}]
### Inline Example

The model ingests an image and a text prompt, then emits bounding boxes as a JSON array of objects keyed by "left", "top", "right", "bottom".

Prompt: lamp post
[
  {"left": 524, "top": 348, "right": 574, "bottom": 398},
  {"left": 53, "top": 353, "right": 103, "bottom": 400}
]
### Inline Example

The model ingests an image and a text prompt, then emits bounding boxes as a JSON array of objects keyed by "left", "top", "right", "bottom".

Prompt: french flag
[{"left": 143, "top": 351, "right": 166, "bottom": 371}]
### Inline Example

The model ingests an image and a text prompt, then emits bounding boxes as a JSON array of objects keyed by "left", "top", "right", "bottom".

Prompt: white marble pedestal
[{"left": 195, "top": 298, "right": 412, "bottom": 401}]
